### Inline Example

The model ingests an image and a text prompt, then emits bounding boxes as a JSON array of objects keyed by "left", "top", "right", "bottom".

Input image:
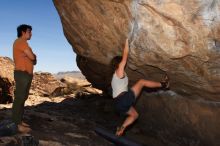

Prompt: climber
[{"left": 111, "top": 39, "right": 169, "bottom": 136}]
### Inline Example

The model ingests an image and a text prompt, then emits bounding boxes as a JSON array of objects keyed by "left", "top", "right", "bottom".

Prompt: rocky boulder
[
  {"left": 59, "top": 76, "right": 102, "bottom": 96},
  {"left": 30, "top": 72, "right": 66, "bottom": 97},
  {"left": 53, "top": 0, "right": 220, "bottom": 145},
  {"left": 53, "top": 0, "right": 220, "bottom": 100},
  {"left": 0, "top": 57, "right": 14, "bottom": 104}
]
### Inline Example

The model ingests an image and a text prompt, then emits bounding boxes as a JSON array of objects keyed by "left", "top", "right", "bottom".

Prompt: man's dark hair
[
  {"left": 17, "top": 24, "right": 32, "bottom": 38},
  {"left": 111, "top": 56, "right": 122, "bottom": 73}
]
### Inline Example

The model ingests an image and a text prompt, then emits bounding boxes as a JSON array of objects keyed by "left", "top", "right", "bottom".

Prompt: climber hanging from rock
[{"left": 111, "top": 38, "right": 170, "bottom": 136}]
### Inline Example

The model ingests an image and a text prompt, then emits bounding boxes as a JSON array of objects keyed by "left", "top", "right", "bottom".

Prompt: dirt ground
[{"left": 0, "top": 93, "right": 164, "bottom": 146}]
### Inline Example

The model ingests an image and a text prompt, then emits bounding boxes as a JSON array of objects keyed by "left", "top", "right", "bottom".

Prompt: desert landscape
[{"left": 1, "top": 0, "right": 220, "bottom": 145}]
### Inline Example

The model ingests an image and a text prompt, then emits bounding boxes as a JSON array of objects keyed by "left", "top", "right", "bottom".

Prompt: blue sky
[{"left": 0, "top": 0, "right": 79, "bottom": 73}]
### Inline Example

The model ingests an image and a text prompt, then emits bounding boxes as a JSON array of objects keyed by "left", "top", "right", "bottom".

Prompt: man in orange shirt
[{"left": 12, "top": 24, "right": 37, "bottom": 133}]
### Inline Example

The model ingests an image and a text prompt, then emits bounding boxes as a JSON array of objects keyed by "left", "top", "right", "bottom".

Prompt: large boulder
[
  {"left": 0, "top": 57, "right": 14, "bottom": 103},
  {"left": 53, "top": 0, "right": 220, "bottom": 100},
  {"left": 53, "top": 0, "right": 220, "bottom": 145},
  {"left": 30, "top": 72, "right": 66, "bottom": 97}
]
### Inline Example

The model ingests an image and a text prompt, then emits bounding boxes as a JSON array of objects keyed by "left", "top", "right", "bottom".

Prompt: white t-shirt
[{"left": 111, "top": 72, "right": 128, "bottom": 98}]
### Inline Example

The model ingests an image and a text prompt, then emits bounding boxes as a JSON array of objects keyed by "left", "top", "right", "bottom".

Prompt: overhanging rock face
[
  {"left": 53, "top": 0, "right": 220, "bottom": 145},
  {"left": 53, "top": 0, "right": 220, "bottom": 100}
]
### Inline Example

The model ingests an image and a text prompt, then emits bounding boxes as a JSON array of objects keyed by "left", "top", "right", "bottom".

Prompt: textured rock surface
[
  {"left": 30, "top": 72, "right": 66, "bottom": 97},
  {"left": 0, "top": 57, "right": 14, "bottom": 103},
  {"left": 53, "top": 0, "right": 220, "bottom": 100},
  {"left": 54, "top": 0, "right": 220, "bottom": 145}
]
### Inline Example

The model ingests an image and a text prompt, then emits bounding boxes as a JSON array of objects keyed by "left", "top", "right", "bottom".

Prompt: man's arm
[
  {"left": 33, "top": 53, "right": 37, "bottom": 65},
  {"left": 24, "top": 48, "right": 37, "bottom": 65},
  {"left": 116, "top": 39, "right": 129, "bottom": 78}
]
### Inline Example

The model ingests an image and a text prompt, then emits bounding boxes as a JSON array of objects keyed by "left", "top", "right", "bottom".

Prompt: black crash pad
[{"left": 95, "top": 126, "right": 145, "bottom": 146}]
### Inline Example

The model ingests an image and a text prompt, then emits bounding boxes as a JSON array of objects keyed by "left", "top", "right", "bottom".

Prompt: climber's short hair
[{"left": 111, "top": 56, "right": 122, "bottom": 71}]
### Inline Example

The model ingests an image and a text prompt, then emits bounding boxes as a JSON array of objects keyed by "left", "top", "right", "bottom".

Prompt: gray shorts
[{"left": 114, "top": 89, "right": 135, "bottom": 115}]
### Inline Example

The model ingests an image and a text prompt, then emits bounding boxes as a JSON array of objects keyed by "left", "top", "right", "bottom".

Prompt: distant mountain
[
  {"left": 56, "top": 71, "right": 81, "bottom": 75},
  {"left": 54, "top": 71, "right": 85, "bottom": 80}
]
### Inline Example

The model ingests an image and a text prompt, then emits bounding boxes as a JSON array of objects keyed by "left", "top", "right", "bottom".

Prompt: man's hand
[{"left": 33, "top": 54, "right": 37, "bottom": 65}]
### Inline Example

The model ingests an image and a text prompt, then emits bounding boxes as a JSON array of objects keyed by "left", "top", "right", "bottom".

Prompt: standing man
[{"left": 12, "top": 24, "right": 37, "bottom": 133}]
